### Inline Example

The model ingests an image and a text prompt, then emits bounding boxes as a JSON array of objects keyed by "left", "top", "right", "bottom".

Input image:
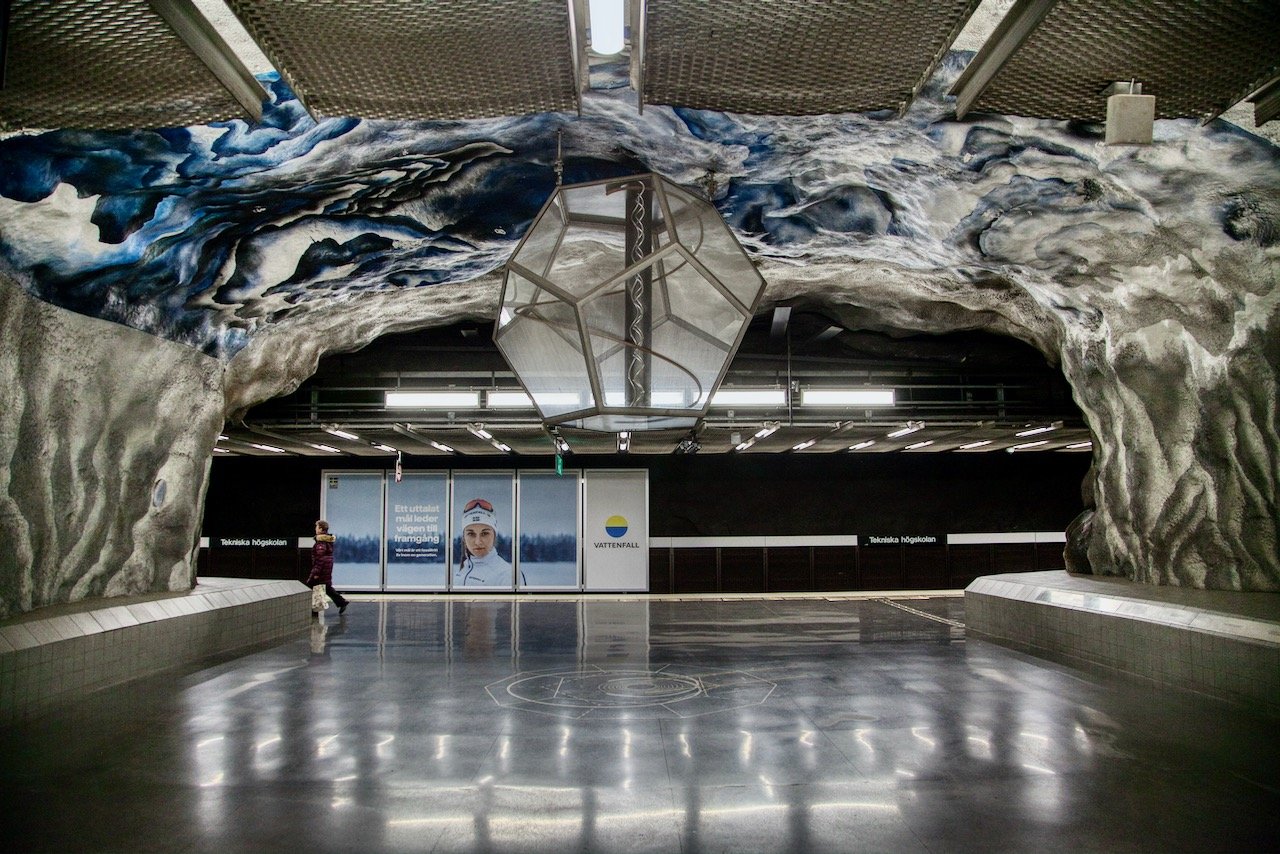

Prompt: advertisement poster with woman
[{"left": 452, "top": 472, "right": 516, "bottom": 588}]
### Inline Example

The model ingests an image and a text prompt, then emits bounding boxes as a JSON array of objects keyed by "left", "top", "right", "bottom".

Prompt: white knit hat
[{"left": 460, "top": 499, "right": 497, "bottom": 532}]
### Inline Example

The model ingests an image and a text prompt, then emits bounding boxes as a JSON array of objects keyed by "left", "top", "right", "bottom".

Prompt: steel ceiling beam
[
  {"left": 1251, "top": 74, "right": 1280, "bottom": 125},
  {"left": 146, "top": 0, "right": 267, "bottom": 122},
  {"left": 950, "top": 0, "right": 1059, "bottom": 119}
]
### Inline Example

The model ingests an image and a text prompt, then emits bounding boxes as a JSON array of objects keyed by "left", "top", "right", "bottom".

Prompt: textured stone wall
[{"left": 0, "top": 275, "right": 224, "bottom": 620}]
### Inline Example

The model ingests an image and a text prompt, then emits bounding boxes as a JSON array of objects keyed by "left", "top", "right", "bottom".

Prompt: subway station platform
[{"left": 2, "top": 594, "right": 1278, "bottom": 853}]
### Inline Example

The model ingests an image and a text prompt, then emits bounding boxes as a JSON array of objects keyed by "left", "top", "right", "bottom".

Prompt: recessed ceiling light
[
  {"left": 386, "top": 391, "right": 479, "bottom": 408},
  {"left": 801, "top": 389, "right": 895, "bottom": 407},
  {"left": 711, "top": 389, "right": 787, "bottom": 406}
]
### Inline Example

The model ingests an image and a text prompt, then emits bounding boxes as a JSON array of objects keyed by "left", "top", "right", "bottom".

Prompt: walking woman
[{"left": 307, "top": 519, "right": 349, "bottom": 615}]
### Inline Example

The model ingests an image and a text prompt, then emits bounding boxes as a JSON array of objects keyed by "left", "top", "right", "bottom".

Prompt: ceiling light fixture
[
  {"left": 1008, "top": 440, "right": 1049, "bottom": 452},
  {"left": 904, "top": 440, "right": 935, "bottom": 450},
  {"left": 311, "top": 444, "right": 342, "bottom": 454},
  {"left": 250, "top": 443, "right": 286, "bottom": 454},
  {"left": 588, "top": 0, "right": 625, "bottom": 54},
  {"left": 801, "top": 389, "right": 895, "bottom": 407},
  {"left": 710, "top": 389, "right": 787, "bottom": 407},
  {"left": 617, "top": 431, "right": 630, "bottom": 453},
  {"left": 487, "top": 390, "right": 532, "bottom": 408},
  {"left": 959, "top": 440, "right": 993, "bottom": 450},
  {"left": 324, "top": 428, "right": 361, "bottom": 441},
  {"left": 887, "top": 421, "right": 925, "bottom": 439},
  {"left": 734, "top": 421, "right": 780, "bottom": 452},
  {"left": 1015, "top": 421, "right": 1062, "bottom": 438},
  {"left": 792, "top": 439, "right": 817, "bottom": 451},
  {"left": 387, "top": 391, "right": 479, "bottom": 409},
  {"left": 429, "top": 441, "right": 455, "bottom": 453},
  {"left": 1065, "top": 441, "right": 1093, "bottom": 450},
  {"left": 496, "top": 172, "right": 765, "bottom": 433},
  {"left": 373, "top": 444, "right": 397, "bottom": 453},
  {"left": 849, "top": 440, "right": 876, "bottom": 451}
]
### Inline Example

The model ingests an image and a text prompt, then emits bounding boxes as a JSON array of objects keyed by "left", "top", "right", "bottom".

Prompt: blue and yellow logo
[{"left": 605, "top": 515, "right": 629, "bottom": 538}]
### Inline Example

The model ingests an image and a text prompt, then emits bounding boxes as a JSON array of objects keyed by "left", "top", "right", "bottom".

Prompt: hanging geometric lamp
[{"left": 495, "top": 173, "right": 766, "bottom": 432}]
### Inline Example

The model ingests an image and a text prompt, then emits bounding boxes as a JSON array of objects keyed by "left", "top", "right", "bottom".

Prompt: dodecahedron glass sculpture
[{"left": 496, "top": 173, "right": 765, "bottom": 432}]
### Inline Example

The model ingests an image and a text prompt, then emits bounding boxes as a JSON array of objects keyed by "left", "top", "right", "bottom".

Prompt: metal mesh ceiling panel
[
  {"left": 969, "top": 0, "right": 1280, "bottom": 121},
  {"left": 225, "top": 0, "right": 578, "bottom": 120},
  {"left": 0, "top": 0, "right": 249, "bottom": 130},
  {"left": 639, "top": 0, "right": 982, "bottom": 115}
]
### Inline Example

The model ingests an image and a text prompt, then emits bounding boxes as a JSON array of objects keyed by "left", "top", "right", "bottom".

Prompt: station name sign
[
  {"left": 215, "top": 537, "right": 290, "bottom": 548},
  {"left": 863, "top": 534, "right": 943, "bottom": 547}
]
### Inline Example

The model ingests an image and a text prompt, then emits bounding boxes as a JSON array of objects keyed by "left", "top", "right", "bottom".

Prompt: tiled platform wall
[
  {"left": 0, "top": 577, "right": 311, "bottom": 726},
  {"left": 966, "top": 571, "right": 1280, "bottom": 716}
]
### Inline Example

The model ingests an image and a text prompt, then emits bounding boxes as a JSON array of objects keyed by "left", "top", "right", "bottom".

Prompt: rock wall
[{"left": 0, "top": 275, "right": 224, "bottom": 619}]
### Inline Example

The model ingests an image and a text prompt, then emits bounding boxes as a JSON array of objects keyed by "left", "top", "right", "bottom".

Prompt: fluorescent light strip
[
  {"left": 213, "top": 447, "right": 231, "bottom": 454},
  {"left": 386, "top": 391, "right": 479, "bottom": 409},
  {"left": 849, "top": 440, "right": 875, "bottom": 450},
  {"left": 467, "top": 426, "right": 493, "bottom": 440},
  {"left": 886, "top": 421, "right": 924, "bottom": 438},
  {"left": 311, "top": 444, "right": 342, "bottom": 454},
  {"left": 1009, "top": 440, "right": 1049, "bottom": 451},
  {"left": 493, "top": 442, "right": 512, "bottom": 453},
  {"left": 1065, "top": 441, "right": 1093, "bottom": 450},
  {"left": 904, "top": 440, "right": 934, "bottom": 450},
  {"left": 430, "top": 441, "right": 455, "bottom": 453},
  {"left": 250, "top": 443, "right": 285, "bottom": 454},
  {"left": 792, "top": 439, "right": 817, "bottom": 451},
  {"left": 373, "top": 444, "right": 397, "bottom": 453},
  {"left": 1015, "top": 425, "right": 1058, "bottom": 437},
  {"left": 487, "top": 391, "right": 533, "bottom": 408},
  {"left": 324, "top": 428, "right": 360, "bottom": 441},
  {"left": 959, "top": 440, "right": 992, "bottom": 450},
  {"left": 711, "top": 389, "right": 787, "bottom": 406},
  {"left": 801, "top": 389, "right": 895, "bottom": 407}
]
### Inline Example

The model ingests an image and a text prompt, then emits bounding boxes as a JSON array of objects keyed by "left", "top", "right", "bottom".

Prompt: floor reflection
[{"left": 2, "top": 595, "right": 1276, "bottom": 853}]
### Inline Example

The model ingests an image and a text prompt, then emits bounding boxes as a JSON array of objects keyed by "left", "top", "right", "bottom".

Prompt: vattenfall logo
[{"left": 594, "top": 515, "right": 639, "bottom": 549}]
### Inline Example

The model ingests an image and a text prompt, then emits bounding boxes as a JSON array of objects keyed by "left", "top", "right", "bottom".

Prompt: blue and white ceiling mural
[
  {"left": 1, "top": 54, "right": 1275, "bottom": 359},
  {"left": 1, "top": 50, "right": 1278, "bottom": 613}
]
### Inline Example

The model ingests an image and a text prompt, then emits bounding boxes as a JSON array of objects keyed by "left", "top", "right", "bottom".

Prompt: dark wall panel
[
  {"left": 906, "top": 545, "right": 949, "bottom": 589},
  {"left": 720, "top": 548, "right": 765, "bottom": 593},
  {"left": 1036, "top": 542, "right": 1066, "bottom": 570},
  {"left": 766, "top": 547, "right": 811, "bottom": 592},
  {"left": 672, "top": 548, "right": 717, "bottom": 593},
  {"left": 649, "top": 548, "right": 672, "bottom": 594},
  {"left": 859, "top": 548, "right": 904, "bottom": 590},
  {"left": 992, "top": 543, "right": 1038, "bottom": 574},
  {"left": 948, "top": 544, "right": 992, "bottom": 588},
  {"left": 813, "top": 546, "right": 858, "bottom": 591}
]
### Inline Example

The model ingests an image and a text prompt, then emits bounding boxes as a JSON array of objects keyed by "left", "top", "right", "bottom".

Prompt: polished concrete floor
[{"left": 2, "top": 595, "right": 1278, "bottom": 853}]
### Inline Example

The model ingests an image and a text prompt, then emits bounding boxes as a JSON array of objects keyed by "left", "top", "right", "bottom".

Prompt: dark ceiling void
[{"left": 223, "top": 310, "right": 1089, "bottom": 459}]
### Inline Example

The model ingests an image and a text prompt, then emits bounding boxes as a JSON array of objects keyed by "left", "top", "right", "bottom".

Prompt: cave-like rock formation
[{"left": 0, "top": 276, "right": 224, "bottom": 619}]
